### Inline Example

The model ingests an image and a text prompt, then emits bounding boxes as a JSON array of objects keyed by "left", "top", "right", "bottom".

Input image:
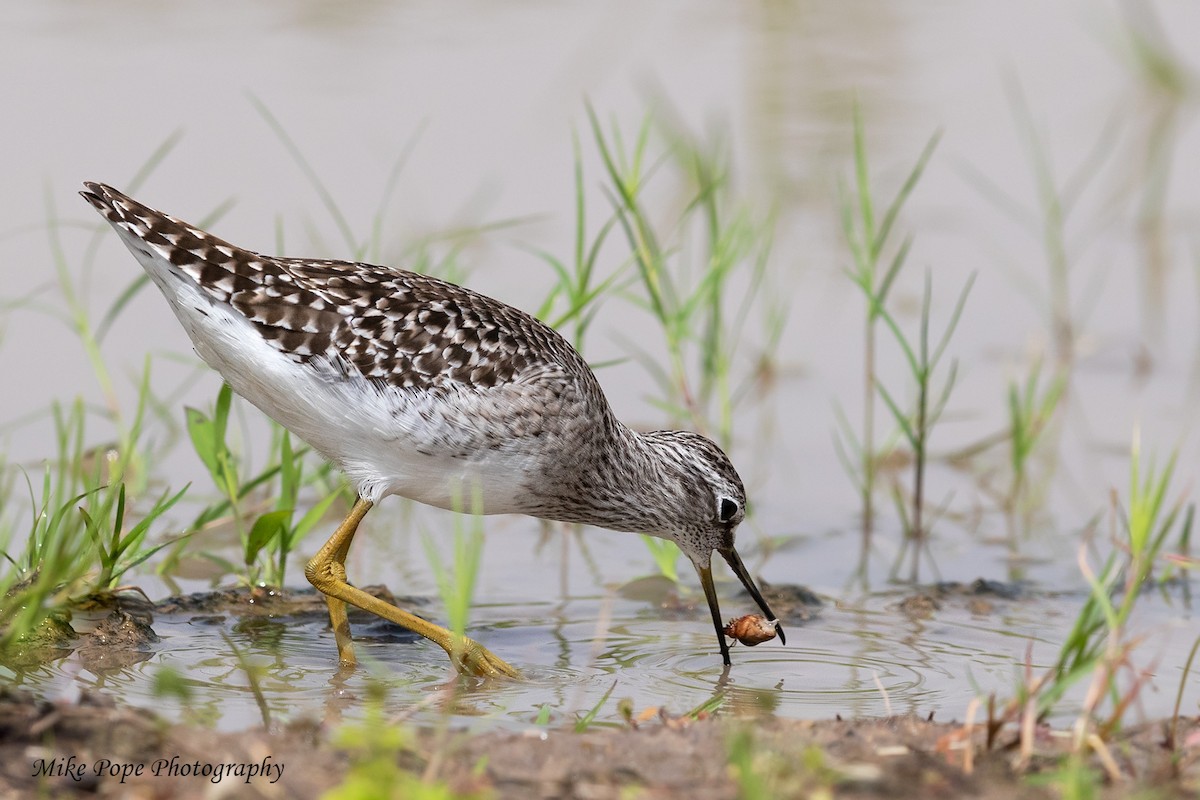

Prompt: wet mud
[{"left": 1, "top": 688, "right": 1196, "bottom": 799}]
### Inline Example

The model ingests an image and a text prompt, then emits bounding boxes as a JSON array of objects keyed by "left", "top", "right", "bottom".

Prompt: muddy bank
[
  {"left": 2, "top": 584, "right": 421, "bottom": 671},
  {"left": 1, "top": 688, "right": 1196, "bottom": 799}
]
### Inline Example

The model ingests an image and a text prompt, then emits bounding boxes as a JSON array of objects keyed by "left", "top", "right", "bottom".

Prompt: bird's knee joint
[
  {"left": 303, "top": 558, "right": 321, "bottom": 587},
  {"left": 306, "top": 554, "right": 349, "bottom": 592}
]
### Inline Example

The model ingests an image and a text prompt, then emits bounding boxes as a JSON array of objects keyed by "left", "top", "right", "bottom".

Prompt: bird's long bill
[
  {"left": 696, "top": 561, "right": 732, "bottom": 666},
  {"left": 695, "top": 548, "right": 787, "bottom": 667}
]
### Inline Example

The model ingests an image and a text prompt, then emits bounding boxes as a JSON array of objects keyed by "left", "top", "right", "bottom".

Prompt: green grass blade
[
  {"left": 574, "top": 679, "right": 618, "bottom": 732},
  {"left": 247, "top": 93, "right": 357, "bottom": 254},
  {"left": 875, "top": 129, "right": 942, "bottom": 256}
]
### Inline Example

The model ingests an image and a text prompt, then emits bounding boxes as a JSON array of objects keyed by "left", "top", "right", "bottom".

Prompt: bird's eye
[{"left": 718, "top": 497, "right": 739, "bottom": 524}]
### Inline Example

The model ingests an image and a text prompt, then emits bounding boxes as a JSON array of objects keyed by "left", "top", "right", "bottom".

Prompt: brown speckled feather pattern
[
  {"left": 80, "top": 182, "right": 747, "bottom": 563},
  {"left": 80, "top": 182, "right": 589, "bottom": 395}
]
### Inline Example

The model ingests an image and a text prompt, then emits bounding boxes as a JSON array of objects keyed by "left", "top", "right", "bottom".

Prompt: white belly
[{"left": 151, "top": 266, "right": 536, "bottom": 511}]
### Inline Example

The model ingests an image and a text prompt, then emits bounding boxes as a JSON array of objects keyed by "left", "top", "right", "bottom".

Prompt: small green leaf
[
  {"left": 185, "top": 407, "right": 219, "bottom": 479},
  {"left": 213, "top": 383, "right": 233, "bottom": 446},
  {"left": 245, "top": 510, "right": 291, "bottom": 566}
]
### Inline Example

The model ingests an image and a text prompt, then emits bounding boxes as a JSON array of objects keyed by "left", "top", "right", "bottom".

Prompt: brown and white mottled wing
[
  {"left": 80, "top": 182, "right": 606, "bottom": 506},
  {"left": 80, "top": 182, "right": 582, "bottom": 392},
  {"left": 278, "top": 258, "right": 572, "bottom": 393}
]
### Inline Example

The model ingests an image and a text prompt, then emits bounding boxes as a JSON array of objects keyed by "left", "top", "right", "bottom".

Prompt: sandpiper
[{"left": 81, "top": 182, "right": 785, "bottom": 677}]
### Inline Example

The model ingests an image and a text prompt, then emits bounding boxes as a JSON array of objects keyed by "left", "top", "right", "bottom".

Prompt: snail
[{"left": 722, "top": 614, "right": 778, "bottom": 647}]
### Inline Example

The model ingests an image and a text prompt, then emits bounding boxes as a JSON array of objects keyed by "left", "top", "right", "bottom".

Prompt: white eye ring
[{"left": 718, "top": 497, "right": 739, "bottom": 524}]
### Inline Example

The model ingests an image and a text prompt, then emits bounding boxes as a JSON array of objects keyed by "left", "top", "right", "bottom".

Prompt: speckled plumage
[{"left": 81, "top": 181, "right": 783, "bottom": 668}]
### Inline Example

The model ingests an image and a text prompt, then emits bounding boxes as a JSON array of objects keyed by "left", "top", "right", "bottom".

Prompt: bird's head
[{"left": 641, "top": 430, "right": 786, "bottom": 665}]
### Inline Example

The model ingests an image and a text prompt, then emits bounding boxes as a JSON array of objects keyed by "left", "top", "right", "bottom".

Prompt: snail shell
[{"left": 722, "top": 614, "right": 777, "bottom": 646}]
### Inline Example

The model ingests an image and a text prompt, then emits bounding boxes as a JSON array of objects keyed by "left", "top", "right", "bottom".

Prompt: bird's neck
[{"left": 535, "top": 424, "right": 686, "bottom": 534}]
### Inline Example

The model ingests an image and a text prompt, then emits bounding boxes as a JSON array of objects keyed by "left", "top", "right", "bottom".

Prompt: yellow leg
[
  {"left": 322, "top": 502, "right": 362, "bottom": 666},
  {"left": 304, "top": 497, "right": 519, "bottom": 678}
]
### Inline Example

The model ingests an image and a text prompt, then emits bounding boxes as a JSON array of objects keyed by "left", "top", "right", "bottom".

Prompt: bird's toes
[{"left": 455, "top": 638, "right": 520, "bottom": 680}]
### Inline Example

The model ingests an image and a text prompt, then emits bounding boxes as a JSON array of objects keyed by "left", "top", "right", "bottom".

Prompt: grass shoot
[
  {"left": 835, "top": 104, "right": 941, "bottom": 541},
  {"left": 1006, "top": 359, "right": 1068, "bottom": 526},
  {"left": 422, "top": 485, "right": 487, "bottom": 651},
  {"left": 874, "top": 270, "right": 975, "bottom": 582}
]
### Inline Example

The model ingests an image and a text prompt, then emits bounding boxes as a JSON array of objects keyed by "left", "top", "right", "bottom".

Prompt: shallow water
[
  {"left": 1, "top": 1, "right": 1199, "bottom": 730},
  {"left": 7, "top": 568, "right": 1196, "bottom": 731},
  {"left": 6, "top": 510, "right": 1195, "bottom": 731}
]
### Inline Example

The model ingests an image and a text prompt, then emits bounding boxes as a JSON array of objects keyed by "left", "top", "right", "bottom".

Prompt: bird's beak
[{"left": 694, "top": 548, "right": 786, "bottom": 666}]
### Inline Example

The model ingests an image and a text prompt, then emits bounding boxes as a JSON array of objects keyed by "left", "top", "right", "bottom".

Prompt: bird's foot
[{"left": 448, "top": 637, "right": 521, "bottom": 679}]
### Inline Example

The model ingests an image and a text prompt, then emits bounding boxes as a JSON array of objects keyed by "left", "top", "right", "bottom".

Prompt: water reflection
[{"left": 750, "top": 0, "right": 918, "bottom": 205}]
